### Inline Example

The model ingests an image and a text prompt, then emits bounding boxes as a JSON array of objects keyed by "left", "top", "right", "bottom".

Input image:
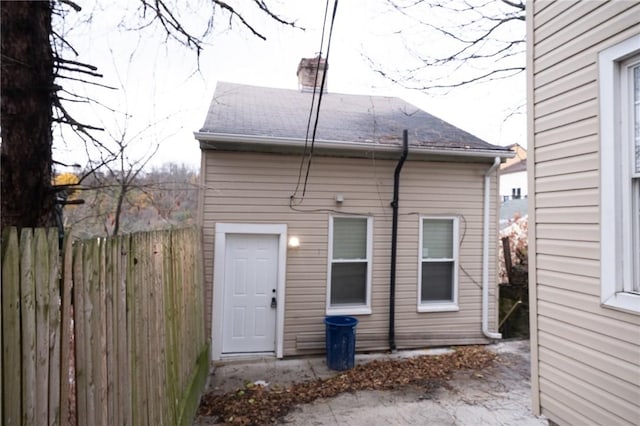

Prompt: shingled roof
[{"left": 197, "top": 82, "right": 512, "bottom": 157}]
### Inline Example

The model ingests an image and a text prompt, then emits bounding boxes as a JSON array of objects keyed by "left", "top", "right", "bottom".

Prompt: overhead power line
[{"left": 290, "top": 0, "right": 339, "bottom": 206}]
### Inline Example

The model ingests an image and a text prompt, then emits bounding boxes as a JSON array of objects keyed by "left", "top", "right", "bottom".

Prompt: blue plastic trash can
[{"left": 324, "top": 316, "right": 358, "bottom": 371}]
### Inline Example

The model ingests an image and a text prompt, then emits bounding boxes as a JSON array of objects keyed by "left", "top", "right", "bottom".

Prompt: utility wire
[
  {"left": 301, "top": 0, "right": 339, "bottom": 198},
  {"left": 291, "top": 0, "right": 331, "bottom": 203},
  {"left": 290, "top": 0, "right": 339, "bottom": 206}
]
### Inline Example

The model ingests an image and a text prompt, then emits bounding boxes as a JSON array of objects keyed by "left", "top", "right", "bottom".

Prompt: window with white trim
[
  {"left": 327, "top": 216, "right": 372, "bottom": 314},
  {"left": 418, "top": 217, "right": 459, "bottom": 312},
  {"left": 599, "top": 35, "right": 640, "bottom": 313}
]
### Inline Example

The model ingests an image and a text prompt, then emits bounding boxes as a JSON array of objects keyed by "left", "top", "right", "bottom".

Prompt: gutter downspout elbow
[
  {"left": 482, "top": 156, "right": 502, "bottom": 340},
  {"left": 389, "top": 130, "right": 409, "bottom": 352}
]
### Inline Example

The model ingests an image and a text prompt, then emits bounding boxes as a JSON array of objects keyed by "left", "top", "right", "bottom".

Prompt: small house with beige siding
[
  {"left": 196, "top": 66, "right": 512, "bottom": 361},
  {"left": 527, "top": 1, "right": 640, "bottom": 425}
]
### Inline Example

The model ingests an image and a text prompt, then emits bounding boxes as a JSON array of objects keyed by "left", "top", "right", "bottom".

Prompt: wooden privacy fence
[{"left": 1, "top": 227, "right": 209, "bottom": 425}]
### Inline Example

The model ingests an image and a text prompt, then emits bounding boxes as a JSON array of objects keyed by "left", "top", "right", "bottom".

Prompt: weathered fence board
[
  {"left": 118, "top": 236, "right": 132, "bottom": 425},
  {"left": 34, "top": 229, "right": 49, "bottom": 426},
  {"left": 164, "top": 231, "right": 179, "bottom": 423},
  {"left": 2, "top": 228, "right": 21, "bottom": 425},
  {"left": 84, "top": 239, "right": 96, "bottom": 425},
  {"left": 72, "top": 241, "right": 88, "bottom": 425},
  {"left": 1, "top": 226, "right": 208, "bottom": 426},
  {"left": 60, "top": 234, "right": 74, "bottom": 425},
  {"left": 104, "top": 237, "right": 115, "bottom": 425},
  {"left": 47, "top": 229, "right": 61, "bottom": 426},
  {"left": 126, "top": 235, "right": 138, "bottom": 426},
  {"left": 20, "top": 229, "right": 37, "bottom": 425}
]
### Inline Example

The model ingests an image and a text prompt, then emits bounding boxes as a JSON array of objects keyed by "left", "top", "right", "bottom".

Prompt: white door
[{"left": 222, "top": 234, "right": 278, "bottom": 354}]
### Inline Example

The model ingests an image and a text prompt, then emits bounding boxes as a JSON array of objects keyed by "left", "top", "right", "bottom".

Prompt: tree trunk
[
  {"left": 112, "top": 186, "right": 126, "bottom": 236},
  {"left": 1, "top": 1, "right": 55, "bottom": 230}
]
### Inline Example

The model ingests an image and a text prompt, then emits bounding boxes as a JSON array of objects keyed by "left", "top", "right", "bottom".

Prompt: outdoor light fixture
[
  {"left": 335, "top": 193, "right": 344, "bottom": 203},
  {"left": 288, "top": 236, "right": 300, "bottom": 248}
]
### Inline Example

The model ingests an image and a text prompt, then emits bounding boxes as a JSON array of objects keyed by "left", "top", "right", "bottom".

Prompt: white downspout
[{"left": 482, "top": 156, "right": 502, "bottom": 340}]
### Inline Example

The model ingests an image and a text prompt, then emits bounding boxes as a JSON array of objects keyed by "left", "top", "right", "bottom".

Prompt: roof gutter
[
  {"left": 194, "top": 132, "right": 514, "bottom": 160},
  {"left": 482, "top": 156, "right": 502, "bottom": 340}
]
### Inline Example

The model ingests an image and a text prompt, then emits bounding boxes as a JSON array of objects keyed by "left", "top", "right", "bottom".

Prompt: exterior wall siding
[
  {"left": 201, "top": 150, "right": 499, "bottom": 356},
  {"left": 528, "top": 1, "right": 640, "bottom": 424}
]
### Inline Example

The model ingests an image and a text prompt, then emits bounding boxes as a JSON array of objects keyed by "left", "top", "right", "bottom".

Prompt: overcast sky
[{"left": 55, "top": 0, "right": 526, "bottom": 170}]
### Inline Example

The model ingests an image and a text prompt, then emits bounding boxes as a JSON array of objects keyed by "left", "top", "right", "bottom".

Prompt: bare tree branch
[
  {"left": 54, "top": 57, "right": 98, "bottom": 71},
  {"left": 51, "top": 29, "right": 79, "bottom": 56},
  {"left": 501, "top": 0, "right": 525, "bottom": 11},
  {"left": 55, "top": 63, "right": 104, "bottom": 77},
  {"left": 2, "top": 0, "right": 302, "bottom": 230},
  {"left": 252, "top": 0, "right": 303, "bottom": 30},
  {"left": 368, "top": 0, "right": 526, "bottom": 93},
  {"left": 133, "top": 0, "right": 303, "bottom": 50},
  {"left": 138, "top": 0, "right": 206, "bottom": 51},
  {"left": 214, "top": 0, "right": 267, "bottom": 40},
  {"left": 369, "top": 52, "right": 524, "bottom": 94},
  {"left": 59, "top": 0, "right": 82, "bottom": 13},
  {"left": 54, "top": 74, "right": 118, "bottom": 89}
]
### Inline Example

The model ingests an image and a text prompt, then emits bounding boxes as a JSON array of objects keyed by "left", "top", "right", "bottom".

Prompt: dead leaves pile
[
  {"left": 197, "top": 346, "right": 496, "bottom": 425},
  {"left": 198, "top": 346, "right": 496, "bottom": 425}
]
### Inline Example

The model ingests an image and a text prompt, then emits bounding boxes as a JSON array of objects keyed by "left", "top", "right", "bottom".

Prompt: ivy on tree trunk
[{"left": 1, "top": 1, "right": 55, "bottom": 230}]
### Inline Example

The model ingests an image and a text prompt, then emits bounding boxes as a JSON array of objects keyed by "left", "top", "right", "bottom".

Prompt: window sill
[
  {"left": 418, "top": 303, "right": 459, "bottom": 313},
  {"left": 326, "top": 306, "right": 371, "bottom": 316},
  {"left": 602, "top": 291, "right": 640, "bottom": 314}
]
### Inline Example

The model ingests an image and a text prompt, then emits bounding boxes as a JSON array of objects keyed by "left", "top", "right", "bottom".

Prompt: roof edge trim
[{"left": 194, "top": 132, "right": 515, "bottom": 159}]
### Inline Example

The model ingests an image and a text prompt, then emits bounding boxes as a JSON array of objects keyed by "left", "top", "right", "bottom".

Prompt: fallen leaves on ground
[{"left": 197, "top": 346, "right": 496, "bottom": 425}]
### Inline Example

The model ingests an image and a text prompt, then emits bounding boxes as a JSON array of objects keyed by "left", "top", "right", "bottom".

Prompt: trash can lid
[{"left": 324, "top": 316, "right": 358, "bottom": 327}]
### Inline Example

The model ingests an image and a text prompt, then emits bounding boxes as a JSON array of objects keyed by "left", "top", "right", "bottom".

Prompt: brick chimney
[{"left": 297, "top": 55, "right": 328, "bottom": 92}]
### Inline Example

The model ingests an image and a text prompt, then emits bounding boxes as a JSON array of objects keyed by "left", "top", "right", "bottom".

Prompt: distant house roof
[
  {"left": 501, "top": 159, "right": 527, "bottom": 174},
  {"left": 500, "top": 198, "right": 528, "bottom": 226},
  {"left": 196, "top": 82, "right": 513, "bottom": 160},
  {"left": 500, "top": 143, "right": 527, "bottom": 173}
]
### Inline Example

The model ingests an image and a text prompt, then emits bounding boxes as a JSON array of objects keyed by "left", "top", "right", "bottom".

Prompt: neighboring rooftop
[
  {"left": 501, "top": 159, "right": 527, "bottom": 174},
  {"left": 500, "top": 143, "right": 527, "bottom": 173},
  {"left": 198, "top": 82, "right": 512, "bottom": 156},
  {"left": 500, "top": 198, "right": 528, "bottom": 227}
]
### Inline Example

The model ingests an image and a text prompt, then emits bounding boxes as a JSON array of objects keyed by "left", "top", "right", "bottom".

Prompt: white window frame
[
  {"left": 418, "top": 216, "right": 460, "bottom": 312},
  {"left": 326, "top": 216, "right": 373, "bottom": 315},
  {"left": 599, "top": 34, "right": 640, "bottom": 314},
  {"left": 625, "top": 58, "right": 640, "bottom": 296}
]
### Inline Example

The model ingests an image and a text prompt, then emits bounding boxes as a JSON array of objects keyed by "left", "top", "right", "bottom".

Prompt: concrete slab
[
  {"left": 203, "top": 347, "right": 454, "bottom": 396},
  {"left": 196, "top": 339, "right": 547, "bottom": 425}
]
